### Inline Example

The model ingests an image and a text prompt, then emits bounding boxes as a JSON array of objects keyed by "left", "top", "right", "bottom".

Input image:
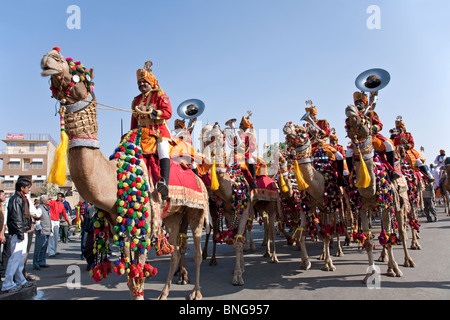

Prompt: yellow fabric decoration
[
  {"left": 279, "top": 174, "right": 289, "bottom": 193},
  {"left": 293, "top": 160, "right": 309, "bottom": 190},
  {"left": 49, "top": 112, "right": 68, "bottom": 186},
  {"left": 211, "top": 160, "right": 219, "bottom": 191},
  {"left": 355, "top": 153, "right": 371, "bottom": 188}
]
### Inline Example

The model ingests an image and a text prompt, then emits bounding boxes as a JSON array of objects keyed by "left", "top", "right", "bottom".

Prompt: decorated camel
[
  {"left": 345, "top": 105, "right": 416, "bottom": 283},
  {"left": 198, "top": 121, "right": 253, "bottom": 285},
  {"left": 443, "top": 159, "right": 450, "bottom": 215},
  {"left": 40, "top": 47, "right": 209, "bottom": 300},
  {"left": 282, "top": 122, "right": 349, "bottom": 271}
]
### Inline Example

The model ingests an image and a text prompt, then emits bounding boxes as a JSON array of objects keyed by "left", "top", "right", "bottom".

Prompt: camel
[
  {"left": 396, "top": 148, "right": 424, "bottom": 250},
  {"left": 40, "top": 47, "right": 209, "bottom": 300},
  {"left": 345, "top": 105, "right": 415, "bottom": 283},
  {"left": 282, "top": 122, "right": 348, "bottom": 271},
  {"left": 198, "top": 122, "right": 253, "bottom": 285}
]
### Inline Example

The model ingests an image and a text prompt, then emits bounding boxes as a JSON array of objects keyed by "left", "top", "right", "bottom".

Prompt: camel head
[
  {"left": 40, "top": 47, "right": 94, "bottom": 104},
  {"left": 345, "top": 104, "right": 370, "bottom": 143},
  {"left": 282, "top": 122, "right": 309, "bottom": 149}
]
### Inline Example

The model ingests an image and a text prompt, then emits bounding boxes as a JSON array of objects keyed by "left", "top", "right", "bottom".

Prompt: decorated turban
[
  {"left": 240, "top": 116, "right": 253, "bottom": 130},
  {"left": 353, "top": 91, "right": 368, "bottom": 106},
  {"left": 305, "top": 106, "right": 317, "bottom": 116},
  {"left": 330, "top": 133, "right": 338, "bottom": 142},
  {"left": 174, "top": 119, "right": 186, "bottom": 130},
  {"left": 440, "top": 149, "right": 446, "bottom": 153},
  {"left": 136, "top": 61, "right": 160, "bottom": 89},
  {"left": 395, "top": 117, "right": 406, "bottom": 130}
]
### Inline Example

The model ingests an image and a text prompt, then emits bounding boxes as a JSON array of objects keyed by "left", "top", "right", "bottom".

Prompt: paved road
[{"left": 5, "top": 205, "right": 450, "bottom": 301}]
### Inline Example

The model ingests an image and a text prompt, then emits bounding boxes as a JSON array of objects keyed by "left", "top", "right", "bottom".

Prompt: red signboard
[{"left": 6, "top": 134, "right": 24, "bottom": 140}]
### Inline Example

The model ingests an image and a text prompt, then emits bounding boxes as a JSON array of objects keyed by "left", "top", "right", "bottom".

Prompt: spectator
[
  {"left": 83, "top": 205, "right": 96, "bottom": 270},
  {"left": 78, "top": 201, "right": 90, "bottom": 260},
  {"left": 33, "top": 195, "right": 51, "bottom": 270},
  {"left": 48, "top": 195, "right": 65, "bottom": 257},
  {"left": 57, "top": 193, "right": 72, "bottom": 243},
  {"left": 0, "top": 190, "right": 6, "bottom": 282},
  {"left": 0, "top": 178, "right": 34, "bottom": 293},
  {"left": 423, "top": 178, "right": 438, "bottom": 222}
]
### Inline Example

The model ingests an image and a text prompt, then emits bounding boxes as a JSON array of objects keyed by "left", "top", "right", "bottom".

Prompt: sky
[{"left": 1, "top": 0, "right": 449, "bottom": 165}]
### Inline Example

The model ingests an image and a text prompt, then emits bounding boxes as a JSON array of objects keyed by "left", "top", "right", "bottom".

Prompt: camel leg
[
  {"left": 202, "top": 224, "right": 211, "bottom": 261},
  {"left": 177, "top": 216, "right": 190, "bottom": 285},
  {"left": 232, "top": 240, "right": 245, "bottom": 286},
  {"left": 261, "top": 213, "right": 271, "bottom": 257},
  {"left": 127, "top": 251, "right": 146, "bottom": 300},
  {"left": 187, "top": 209, "right": 204, "bottom": 300},
  {"left": 321, "top": 236, "right": 336, "bottom": 271},
  {"left": 361, "top": 208, "right": 376, "bottom": 284},
  {"left": 381, "top": 209, "right": 403, "bottom": 278},
  {"left": 409, "top": 211, "right": 421, "bottom": 250},
  {"left": 268, "top": 205, "right": 278, "bottom": 263},
  {"left": 158, "top": 213, "right": 184, "bottom": 300},
  {"left": 396, "top": 206, "right": 415, "bottom": 267},
  {"left": 244, "top": 218, "right": 255, "bottom": 251}
]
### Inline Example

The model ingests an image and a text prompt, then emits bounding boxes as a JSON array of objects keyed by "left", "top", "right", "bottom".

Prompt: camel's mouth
[{"left": 40, "top": 67, "right": 62, "bottom": 77}]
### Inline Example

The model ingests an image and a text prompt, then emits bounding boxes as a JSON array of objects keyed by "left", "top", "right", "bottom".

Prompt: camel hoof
[
  {"left": 209, "top": 259, "right": 217, "bottom": 266},
  {"left": 335, "top": 251, "right": 344, "bottom": 257},
  {"left": 270, "top": 257, "right": 279, "bottom": 263},
  {"left": 188, "top": 290, "right": 203, "bottom": 300},
  {"left": 232, "top": 278, "right": 244, "bottom": 286},
  {"left": 322, "top": 264, "right": 336, "bottom": 271},
  {"left": 263, "top": 252, "right": 270, "bottom": 258},
  {"left": 378, "top": 255, "right": 388, "bottom": 263},
  {"left": 301, "top": 261, "right": 311, "bottom": 270},
  {"left": 404, "top": 259, "right": 416, "bottom": 268}
]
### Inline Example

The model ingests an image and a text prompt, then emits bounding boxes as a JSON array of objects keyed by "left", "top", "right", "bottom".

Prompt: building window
[
  {"left": 9, "top": 160, "right": 20, "bottom": 169},
  {"left": 31, "top": 162, "right": 43, "bottom": 169},
  {"left": 34, "top": 180, "right": 45, "bottom": 188},
  {"left": 29, "top": 143, "right": 35, "bottom": 152},
  {"left": 8, "top": 143, "right": 18, "bottom": 147},
  {"left": 3, "top": 181, "right": 14, "bottom": 189}
]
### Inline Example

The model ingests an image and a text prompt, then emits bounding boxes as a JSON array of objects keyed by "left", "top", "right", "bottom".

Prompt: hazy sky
[{"left": 1, "top": 0, "right": 449, "bottom": 164}]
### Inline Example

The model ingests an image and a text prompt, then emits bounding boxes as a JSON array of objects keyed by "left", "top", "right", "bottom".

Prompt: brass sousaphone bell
[
  {"left": 177, "top": 98, "right": 205, "bottom": 119},
  {"left": 355, "top": 68, "right": 390, "bottom": 114},
  {"left": 355, "top": 68, "right": 390, "bottom": 92},
  {"left": 176, "top": 98, "right": 205, "bottom": 133}
]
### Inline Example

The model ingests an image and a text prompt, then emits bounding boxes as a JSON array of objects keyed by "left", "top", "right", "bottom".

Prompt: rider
[
  {"left": 237, "top": 113, "right": 258, "bottom": 189},
  {"left": 351, "top": 91, "right": 401, "bottom": 180},
  {"left": 329, "top": 130, "right": 349, "bottom": 177},
  {"left": 304, "top": 102, "right": 345, "bottom": 182},
  {"left": 392, "top": 116, "right": 434, "bottom": 181},
  {"left": 131, "top": 61, "right": 172, "bottom": 200}
]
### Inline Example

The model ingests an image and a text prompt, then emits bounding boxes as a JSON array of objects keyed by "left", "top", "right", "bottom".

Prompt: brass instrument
[{"left": 355, "top": 68, "right": 390, "bottom": 115}]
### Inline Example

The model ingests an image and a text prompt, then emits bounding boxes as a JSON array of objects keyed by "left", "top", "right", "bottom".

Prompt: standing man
[
  {"left": 0, "top": 190, "right": 6, "bottom": 282},
  {"left": 33, "top": 195, "right": 51, "bottom": 270},
  {"left": 434, "top": 149, "right": 446, "bottom": 170},
  {"left": 48, "top": 195, "right": 65, "bottom": 257},
  {"left": 0, "top": 179, "right": 34, "bottom": 293},
  {"left": 57, "top": 193, "right": 72, "bottom": 243},
  {"left": 131, "top": 60, "right": 173, "bottom": 200}
]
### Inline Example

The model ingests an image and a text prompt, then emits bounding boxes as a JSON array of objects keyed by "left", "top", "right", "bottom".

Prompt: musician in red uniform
[
  {"left": 304, "top": 103, "right": 345, "bottom": 180},
  {"left": 131, "top": 61, "right": 173, "bottom": 199},
  {"left": 238, "top": 114, "right": 258, "bottom": 189},
  {"left": 392, "top": 116, "right": 434, "bottom": 181},
  {"left": 348, "top": 91, "right": 401, "bottom": 180}
]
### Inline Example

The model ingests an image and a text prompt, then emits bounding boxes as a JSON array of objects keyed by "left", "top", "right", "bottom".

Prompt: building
[{"left": 0, "top": 133, "right": 77, "bottom": 205}]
